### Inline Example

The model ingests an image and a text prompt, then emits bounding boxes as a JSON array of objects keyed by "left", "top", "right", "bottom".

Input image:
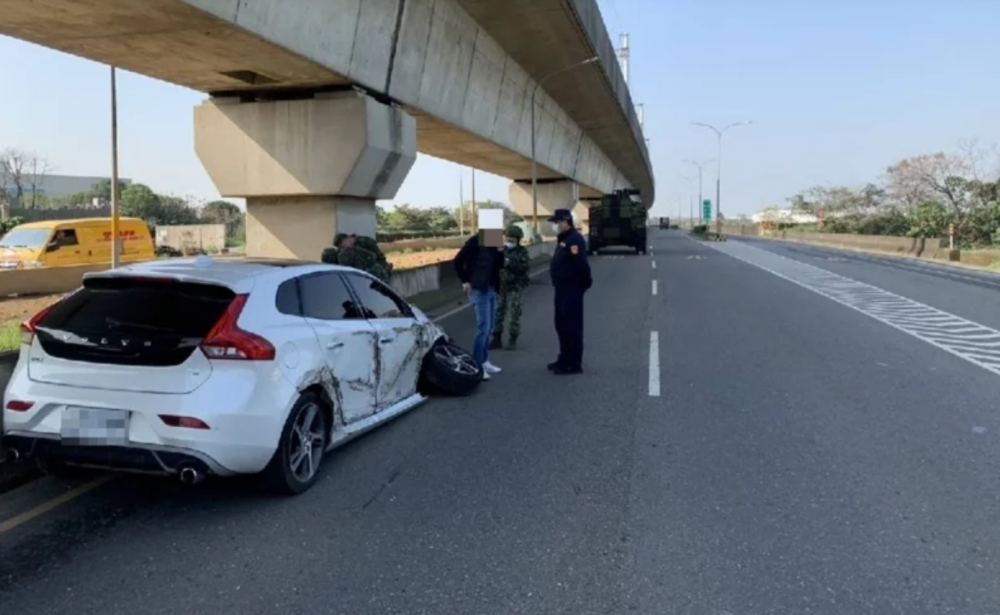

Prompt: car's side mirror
[{"left": 46, "top": 241, "right": 60, "bottom": 253}]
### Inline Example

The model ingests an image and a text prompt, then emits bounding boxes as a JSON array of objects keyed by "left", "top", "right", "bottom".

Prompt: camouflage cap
[{"left": 504, "top": 224, "right": 524, "bottom": 239}]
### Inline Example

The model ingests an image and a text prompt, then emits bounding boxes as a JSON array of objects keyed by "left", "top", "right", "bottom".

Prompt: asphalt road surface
[{"left": 3, "top": 230, "right": 1000, "bottom": 614}]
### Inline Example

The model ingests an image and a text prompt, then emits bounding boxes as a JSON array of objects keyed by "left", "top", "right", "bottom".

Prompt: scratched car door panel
[
  {"left": 342, "top": 273, "right": 422, "bottom": 409},
  {"left": 294, "top": 272, "right": 379, "bottom": 425}
]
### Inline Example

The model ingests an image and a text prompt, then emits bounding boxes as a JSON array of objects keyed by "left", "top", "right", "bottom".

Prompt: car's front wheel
[
  {"left": 420, "top": 339, "right": 483, "bottom": 396},
  {"left": 262, "top": 392, "right": 329, "bottom": 495}
]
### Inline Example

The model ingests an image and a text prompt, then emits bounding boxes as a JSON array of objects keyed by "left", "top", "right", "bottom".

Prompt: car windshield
[{"left": 0, "top": 228, "right": 51, "bottom": 248}]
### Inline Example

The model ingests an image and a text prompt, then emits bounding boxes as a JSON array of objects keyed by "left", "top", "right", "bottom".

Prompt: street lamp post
[
  {"left": 530, "top": 56, "right": 599, "bottom": 239},
  {"left": 681, "top": 175, "right": 698, "bottom": 228},
  {"left": 682, "top": 158, "right": 714, "bottom": 224},
  {"left": 110, "top": 66, "right": 121, "bottom": 268},
  {"left": 693, "top": 121, "right": 752, "bottom": 234}
]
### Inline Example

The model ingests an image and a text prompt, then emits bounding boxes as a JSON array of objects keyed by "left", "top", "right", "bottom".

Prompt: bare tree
[
  {"left": 885, "top": 152, "right": 978, "bottom": 226},
  {"left": 24, "top": 153, "right": 53, "bottom": 208},
  {"left": 0, "top": 147, "right": 29, "bottom": 206},
  {"left": 0, "top": 148, "right": 52, "bottom": 208},
  {"left": 0, "top": 155, "right": 8, "bottom": 220}
]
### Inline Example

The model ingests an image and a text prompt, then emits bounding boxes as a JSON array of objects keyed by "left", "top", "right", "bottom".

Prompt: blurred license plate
[{"left": 60, "top": 407, "right": 129, "bottom": 446}]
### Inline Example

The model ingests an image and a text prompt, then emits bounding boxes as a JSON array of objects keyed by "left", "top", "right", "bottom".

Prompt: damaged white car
[{"left": 2, "top": 257, "right": 483, "bottom": 494}]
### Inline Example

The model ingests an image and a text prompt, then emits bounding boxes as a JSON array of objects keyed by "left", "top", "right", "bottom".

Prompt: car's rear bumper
[
  {"left": 2, "top": 432, "right": 229, "bottom": 476},
  {"left": 3, "top": 356, "right": 296, "bottom": 475}
]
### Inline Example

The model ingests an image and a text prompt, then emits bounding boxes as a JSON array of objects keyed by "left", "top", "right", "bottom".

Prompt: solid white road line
[
  {"left": 652, "top": 280, "right": 658, "bottom": 296},
  {"left": 648, "top": 331, "right": 661, "bottom": 397}
]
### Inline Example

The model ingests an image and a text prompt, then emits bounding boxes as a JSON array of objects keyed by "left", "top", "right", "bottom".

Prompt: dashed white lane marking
[
  {"left": 652, "top": 260, "right": 657, "bottom": 269},
  {"left": 652, "top": 279, "right": 658, "bottom": 296},
  {"left": 708, "top": 241, "right": 1000, "bottom": 378},
  {"left": 649, "top": 331, "right": 661, "bottom": 397}
]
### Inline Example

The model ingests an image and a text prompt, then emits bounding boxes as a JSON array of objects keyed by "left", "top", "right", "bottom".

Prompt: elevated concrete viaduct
[{"left": 0, "top": 0, "right": 654, "bottom": 257}]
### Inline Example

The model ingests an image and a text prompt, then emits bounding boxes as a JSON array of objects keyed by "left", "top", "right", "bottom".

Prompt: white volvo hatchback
[{"left": 2, "top": 257, "right": 483, "bottom": 494}]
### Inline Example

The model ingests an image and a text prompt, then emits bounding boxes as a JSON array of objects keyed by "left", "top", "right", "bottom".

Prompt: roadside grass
[{"left": 0, "top": 320, "right": 18, "bottom": 353}]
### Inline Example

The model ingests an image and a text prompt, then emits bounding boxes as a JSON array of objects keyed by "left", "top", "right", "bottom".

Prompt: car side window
[
  {"left": 275, "top": 279, "right": 301, "bottom": 316},
  {"left": 48, "top": 229, "right": 79, "bottom": 251},
  {"left": 343, "top": 274, "right": 411, "bottom": 319},
  {"left": 297, "top": 272, "right": 367, "bottom": 321}
]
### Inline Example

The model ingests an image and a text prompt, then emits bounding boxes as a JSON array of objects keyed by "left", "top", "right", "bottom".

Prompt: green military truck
[{"left": 587, "top": 189, "right": 647, "bottom": 255}]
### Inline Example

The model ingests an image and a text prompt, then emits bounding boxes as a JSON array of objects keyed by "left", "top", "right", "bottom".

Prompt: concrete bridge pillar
[
  {"left": 194, "top": 91, "right": 416, "bottom": 259},
  {"left": 509, "top": 180, "right": 593, "bottom": 238}
]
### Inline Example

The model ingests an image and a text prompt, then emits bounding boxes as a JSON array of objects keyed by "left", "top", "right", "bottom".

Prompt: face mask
[
  {"left": 551, "top": 223, "right": 561, "bottom": 233},
  {"left": 504, "top": 241, "right": 516, "bottom": 249}
]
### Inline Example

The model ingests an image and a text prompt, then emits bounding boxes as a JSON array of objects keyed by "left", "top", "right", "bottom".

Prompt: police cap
[{"left": 547, "top": 208, "right": 573, "bottom": 222}]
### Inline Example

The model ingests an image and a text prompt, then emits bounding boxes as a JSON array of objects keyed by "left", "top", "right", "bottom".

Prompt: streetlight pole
[
  {"left": 681, "top": 175, "right": 697, "bottom": 228},
  {"left": 693, "top": 121, "right": 752, "bottom": 234},
  {"left": 682, "top": 159, "right": 715, "bottom": 224},
  {"left": 110, "top": 66, "right": 121, "bottom": 268},
  {"left": 531, "top": 56, "right": 599, "bottom": 240},
  {"left": 471, "top": 168, "right": 477, "bottom": 233},
  {"left": 459, "top": 168, "right": 465, "bottom": 236}
]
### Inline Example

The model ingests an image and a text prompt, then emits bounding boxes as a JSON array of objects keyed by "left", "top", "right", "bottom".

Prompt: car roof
[
  {"left": 83, "top": 256, "right": 359, "bottom": 289},
  {"left": 16, "top": 217, "right": 146, "bottom": 229}
]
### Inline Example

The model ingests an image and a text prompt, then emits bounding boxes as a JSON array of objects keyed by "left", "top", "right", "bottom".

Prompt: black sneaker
[
  {"left": 489, "top": 334, "right": 503, "bottom": 350},
  {"left": 506, "top": 337, "right": 518, "bottom": 350},
  {"left": 553, "top": 366, "right": 583, "bottom": 375},
  {"left": 547, "top": 361, "right": 562, "bottom": 371}
]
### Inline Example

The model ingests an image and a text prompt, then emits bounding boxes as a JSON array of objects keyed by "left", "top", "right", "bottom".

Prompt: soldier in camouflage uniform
[
  {"left": 325, "top": 233, "right": 394, "bottom": 285},
  {"left": 491, "top": 225, "right": 530, "bottom": 350},
  {"left": 353, "top": 234, "right": 394, "bottom": 283}
]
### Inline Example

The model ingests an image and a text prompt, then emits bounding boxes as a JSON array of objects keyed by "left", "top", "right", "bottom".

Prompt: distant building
[{"left": 0, "top": 172, "right": 133, "bottom": 202}]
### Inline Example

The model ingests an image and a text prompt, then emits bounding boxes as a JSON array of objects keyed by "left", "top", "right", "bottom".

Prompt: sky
[{"left": 1, "top": 0, "right": 998, "bottom": 218}]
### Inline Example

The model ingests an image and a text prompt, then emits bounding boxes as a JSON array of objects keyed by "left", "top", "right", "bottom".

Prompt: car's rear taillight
[
  {"left": 20, "top": 300, "right": 61, "bottom": 345},
  {"left": 200, "top": 294, "right": 275, "bottom": 361}
]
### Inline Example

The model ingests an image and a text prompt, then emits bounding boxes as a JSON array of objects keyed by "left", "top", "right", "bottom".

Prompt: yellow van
[{"left": 0, "top": 218, "right": 155, "bottom": 269}]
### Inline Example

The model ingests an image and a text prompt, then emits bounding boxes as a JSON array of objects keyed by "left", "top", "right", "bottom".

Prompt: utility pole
[
  {"left": 682, "top": 159, "right": 714, "bottom": 224},
  {"left": 616, "top": 33, "right": 630, "bottom": 85},
  {"left": 459, "top": 168, "right": 465, "bottom": 236},
  {"left": 110, "top": 66, "right": 121, "bottom": 268},
  {"left": 471, "top": 168, "right": 477, "bottom": 233},
  {"left": 530, "top": 57, "right": 599, "bottom": 239}
]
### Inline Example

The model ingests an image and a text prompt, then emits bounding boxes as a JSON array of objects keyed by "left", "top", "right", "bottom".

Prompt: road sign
[{"left": 702, "top": 199, "right": 712, "bottom": 221}]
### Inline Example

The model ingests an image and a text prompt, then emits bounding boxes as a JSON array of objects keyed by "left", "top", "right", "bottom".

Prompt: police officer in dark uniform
[{"left": 547, "top": 208, "right": 592, "bottom": 375}]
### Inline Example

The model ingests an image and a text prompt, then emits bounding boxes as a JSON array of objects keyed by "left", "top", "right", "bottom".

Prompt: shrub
[
  {"left": 375, "top": 230, "right": 462, "bottom": 242},
  {"left": 0, "top": 216, "right": 26, "bottom": 236}
]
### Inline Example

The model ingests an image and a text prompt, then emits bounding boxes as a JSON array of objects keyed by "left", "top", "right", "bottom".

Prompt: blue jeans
[{"left": 469, "top": 288, "right": 497, "bottom": 365}]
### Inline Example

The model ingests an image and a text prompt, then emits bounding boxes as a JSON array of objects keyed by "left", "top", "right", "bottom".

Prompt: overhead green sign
[{"left": 702, "top": 199, "right": 712, "bottom": 221}]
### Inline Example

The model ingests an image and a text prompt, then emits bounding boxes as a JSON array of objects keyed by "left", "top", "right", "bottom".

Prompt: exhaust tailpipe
[
  {"left": 178, "top": 466, "right": 204, "bottom": 485},
  {"left": 3, "top": 449, "right": 21, "bottom": 464}
]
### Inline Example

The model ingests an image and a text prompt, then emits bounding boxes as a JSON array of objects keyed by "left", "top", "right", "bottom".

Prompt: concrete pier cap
[
  {"left": 194, "top": 91, "right": 417, "bottom": 259},
  {"left": 509, "top": 180, "right": 593, "bottom": 237}
]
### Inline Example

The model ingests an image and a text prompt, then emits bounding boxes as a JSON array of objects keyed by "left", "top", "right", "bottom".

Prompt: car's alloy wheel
[
  {"left": 263, "top": 392, "right": 329, "bottom": 495},
  {"left": 433, "top": 342, "right": 479, "bottom": 377},
  {"left": 288, "top": 401, "right": 326, "bottom": 484},
  {"left": 420, "top": 340, "right": 484, "bottom": 396}
]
